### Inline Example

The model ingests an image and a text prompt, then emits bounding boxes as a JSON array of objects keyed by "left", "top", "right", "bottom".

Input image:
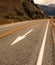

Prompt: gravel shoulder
[{"left": 51, "top": 22, "right": 55, "bottom": 65}]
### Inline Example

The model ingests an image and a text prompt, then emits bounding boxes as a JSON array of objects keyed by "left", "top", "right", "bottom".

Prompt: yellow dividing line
[{"left": 0, "top": 21, "right": 37, "bottom": 39}]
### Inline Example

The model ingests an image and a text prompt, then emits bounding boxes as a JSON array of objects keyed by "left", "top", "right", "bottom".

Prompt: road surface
[{"left": 0, "top": 19, "right": 54, "bottom": 65}]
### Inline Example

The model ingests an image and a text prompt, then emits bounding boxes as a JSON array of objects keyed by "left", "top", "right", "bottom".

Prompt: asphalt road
[{"left": 0, "top": 19, "right": 54, "bottom": 65}]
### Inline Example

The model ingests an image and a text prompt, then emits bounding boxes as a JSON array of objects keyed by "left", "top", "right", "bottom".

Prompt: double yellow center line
[{"left": 0, "top": 21, "right": 37, "bottom": 39}]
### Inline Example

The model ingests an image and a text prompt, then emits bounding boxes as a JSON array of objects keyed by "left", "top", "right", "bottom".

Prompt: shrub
[
  {"left": 3, "top": 13, "right": 11, "bottom": 19},
  {"left": 14, "top": 7, "right": 24, "bottom": 16}
]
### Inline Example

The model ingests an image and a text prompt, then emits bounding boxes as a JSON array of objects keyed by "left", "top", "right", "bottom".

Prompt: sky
[{"left": 34, "top": 0, "right": 55, "bottom": 5}]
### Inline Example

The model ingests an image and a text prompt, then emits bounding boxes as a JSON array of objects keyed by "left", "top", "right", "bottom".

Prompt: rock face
[{"left": 0, "top": 0, "right": 46, "bottom": 21}]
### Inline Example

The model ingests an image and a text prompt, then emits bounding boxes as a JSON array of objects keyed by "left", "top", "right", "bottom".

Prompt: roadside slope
[{"left": 0, "top": 0, "right": 46, "bottom": 24}]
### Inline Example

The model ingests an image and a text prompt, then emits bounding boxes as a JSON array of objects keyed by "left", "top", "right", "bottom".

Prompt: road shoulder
[
  {"left": 52, "top": 26, "right": 55, "bottom": 65},
  {"left": 52, "top": 26, "right": 55, "bottom": 44}
]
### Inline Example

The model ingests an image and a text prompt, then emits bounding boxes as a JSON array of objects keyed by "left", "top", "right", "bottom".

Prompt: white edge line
[{"left": 36, "top": 20, "right": 50, "bottom": 65}]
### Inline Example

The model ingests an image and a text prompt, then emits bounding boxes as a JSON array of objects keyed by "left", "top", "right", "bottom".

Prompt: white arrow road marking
[
  {"left": 11, "top": 29, "right": 34, "bottom": 46},
  {"left": 36, "top": 20, "right": 50, "bottom": 65}
]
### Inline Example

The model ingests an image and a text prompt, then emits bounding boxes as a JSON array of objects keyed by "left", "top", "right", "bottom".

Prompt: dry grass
[
  {"left": 51, "top": 18, "right": 55, "bottom": 27},
  {"left": 52, "top": 22, "right": 55, "bottom": 27}
]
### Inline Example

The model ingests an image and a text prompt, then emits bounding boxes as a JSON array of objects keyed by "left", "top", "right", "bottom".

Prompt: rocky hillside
[{"left": 0, "top": 0, "right": 46, "bottom": 24}]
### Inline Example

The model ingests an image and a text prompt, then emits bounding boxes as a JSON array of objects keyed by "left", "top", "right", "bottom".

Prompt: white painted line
[
  {"left": 11, "top": 29, "right": 34, "bottom": 46},
  {"left": 36, "top": 20, "right": 50, "bottom": 65}
]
